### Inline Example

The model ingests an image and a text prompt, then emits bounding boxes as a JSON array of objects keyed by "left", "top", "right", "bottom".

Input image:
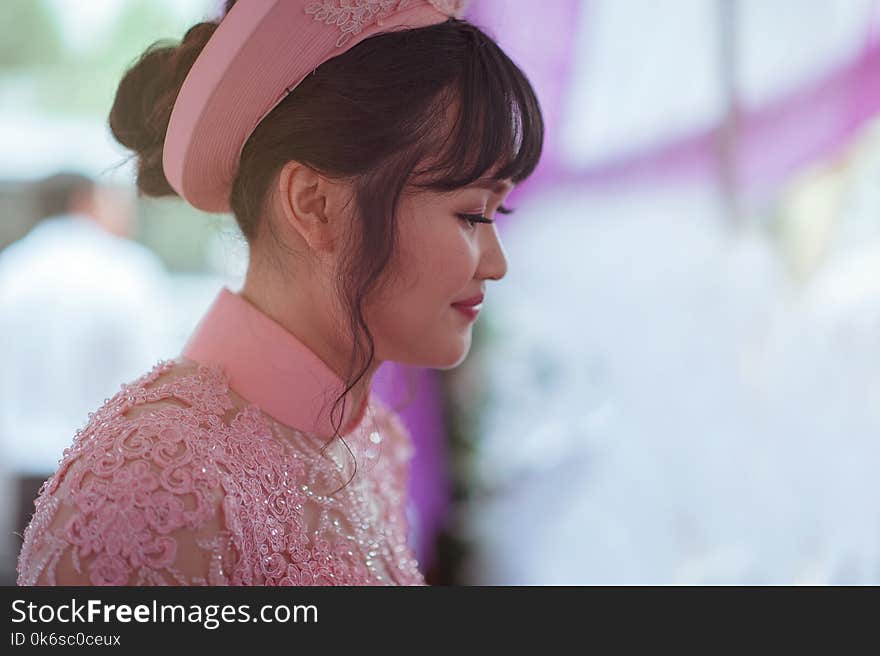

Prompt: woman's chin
[
  {"left": 436, "top": 336, "right": 473, "bottom": 369},
  {"left": 407, "top": 341, "right": 472, "bottom": 370},
  {"left": 389, "top": 325, "right": 473, "bottom": 369}
]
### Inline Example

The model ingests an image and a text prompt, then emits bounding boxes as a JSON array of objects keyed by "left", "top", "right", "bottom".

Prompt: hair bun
[{"left": 108, "top": 21, "right": 219, "bottom": 198}]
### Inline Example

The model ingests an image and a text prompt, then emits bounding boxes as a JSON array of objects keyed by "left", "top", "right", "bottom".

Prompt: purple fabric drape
[
  {"left": 372, "top": 363, "right": 448, "bottom": 573},
  {"left": 550, "top": 7, "right": 880, "bottom": 207}
]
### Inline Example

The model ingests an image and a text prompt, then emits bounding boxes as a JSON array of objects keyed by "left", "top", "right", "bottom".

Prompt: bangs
[{"left": 406, "top": 22, "right": 544, "bottom": 193}]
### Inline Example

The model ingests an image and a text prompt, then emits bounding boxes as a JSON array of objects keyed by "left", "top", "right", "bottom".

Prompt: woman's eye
[
  {"left": 456, "top": 205, "right": 515, "bottom": 229},
  {"left": 458, "top": 213, "right": 489, "bottom": 229}
]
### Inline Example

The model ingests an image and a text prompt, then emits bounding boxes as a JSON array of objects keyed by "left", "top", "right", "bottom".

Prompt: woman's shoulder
[
  {"left": 50, "top": 356, "right": 238, "bottom": 478},
  {"left": 16, "top": 357, "right": 241, "bottom": 586},
  {"left": 114, "top": 356, "right": 236, "bottom": 419}
]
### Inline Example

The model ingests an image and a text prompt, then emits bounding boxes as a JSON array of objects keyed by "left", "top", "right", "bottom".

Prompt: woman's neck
[{"left": 240, "top": 271, "right": 379, "bottom": 426}]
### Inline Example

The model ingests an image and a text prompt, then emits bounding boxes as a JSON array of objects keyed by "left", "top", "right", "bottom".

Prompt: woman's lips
[
  {"left": 453, "top": 293, "right": 484, "bottom": 306},
  {"left": 452, "top": 292, "right": 483, "bottom": 321},
  {"left": 451, "top": 302, "right": 481, "bottom": 321}
]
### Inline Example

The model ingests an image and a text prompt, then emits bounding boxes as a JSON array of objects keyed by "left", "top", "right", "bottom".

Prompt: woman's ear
[{"left": 277, "top": 160, "right": 344, "bottom": 253}]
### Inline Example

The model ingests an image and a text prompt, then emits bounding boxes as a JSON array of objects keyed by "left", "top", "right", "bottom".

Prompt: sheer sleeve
[{"left": 16, "top": 371, "right": 237, "bottom": 586}]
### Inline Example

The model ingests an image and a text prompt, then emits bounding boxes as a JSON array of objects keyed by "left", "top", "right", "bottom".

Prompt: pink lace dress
[{"left": 16, "top": 287, "right": 425, "bottom": 586}]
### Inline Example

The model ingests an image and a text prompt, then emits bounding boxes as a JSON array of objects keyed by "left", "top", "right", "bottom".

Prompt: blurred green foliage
[
  {"left": 1, "top": 0, "right": 211, "bottom": 118},
  {"left": 0, "top": 1, "right": 63, "bottom": 69},
  {"left": 0, "top": 0, "right": 237, "bottom": 273}
]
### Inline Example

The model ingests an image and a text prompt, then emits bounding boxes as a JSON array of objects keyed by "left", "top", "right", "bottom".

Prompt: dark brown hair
[{"left": 108, "top": 2, "right": 544, "bottom": 490}]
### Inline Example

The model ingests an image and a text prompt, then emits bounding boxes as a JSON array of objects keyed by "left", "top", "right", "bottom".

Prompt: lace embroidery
[
  {"left": 305, "top": 0, "right": 467, "bottom": 48},
  {"left": 16, "top": 359, "right": 424, "bottom": 586},
  {"left": 424, "top": 0, "right": 468, "bottom": 17}
]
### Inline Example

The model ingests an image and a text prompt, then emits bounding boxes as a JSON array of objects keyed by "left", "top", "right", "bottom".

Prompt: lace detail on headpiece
[{"left": 305, "top": 0, "right": 469, "bottom": 48}]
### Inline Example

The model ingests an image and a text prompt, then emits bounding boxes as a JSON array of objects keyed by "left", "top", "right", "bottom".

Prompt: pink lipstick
[{"left": 451, "top": 293, "right": 483, "bottom": 321}]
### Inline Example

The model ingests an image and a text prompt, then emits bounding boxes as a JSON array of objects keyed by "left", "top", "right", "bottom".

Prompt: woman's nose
[{"left": 477, "top": 226, "right": 508, "bottom": 281}]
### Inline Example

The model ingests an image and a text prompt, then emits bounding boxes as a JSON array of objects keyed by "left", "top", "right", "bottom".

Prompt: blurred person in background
[{"left": 0, "top": 170, "right": 174, "bottom": 583}]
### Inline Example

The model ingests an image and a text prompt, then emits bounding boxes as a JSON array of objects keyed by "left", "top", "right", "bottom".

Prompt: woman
[{"left": 16, "top": 0, "right": 543, "bottom": 586}]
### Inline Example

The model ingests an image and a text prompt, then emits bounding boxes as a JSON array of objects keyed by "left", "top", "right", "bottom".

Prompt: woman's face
[{"left": 365, "top": 177, "right": 512, "bottom": 369}]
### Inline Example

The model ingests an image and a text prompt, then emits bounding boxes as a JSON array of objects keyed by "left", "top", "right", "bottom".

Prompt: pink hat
[{"left": 163, "top": 0, "right": 468, "bottom": 214}]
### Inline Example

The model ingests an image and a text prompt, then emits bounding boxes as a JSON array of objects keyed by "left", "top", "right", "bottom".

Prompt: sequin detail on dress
[{"left": 16, "top": 359, "right": 424, "bottom": 586}]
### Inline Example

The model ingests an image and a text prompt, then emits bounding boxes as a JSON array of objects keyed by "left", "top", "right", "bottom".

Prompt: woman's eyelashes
[
  {"left": 457, "top": 204, "right": 515, "bottom": 228},
  {"left": 457, "top": 213, "right": 493, "bottom": 229}
]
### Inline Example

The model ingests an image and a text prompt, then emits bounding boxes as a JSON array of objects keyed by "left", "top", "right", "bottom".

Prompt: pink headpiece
[{"left": 163, "top": 0, "right": 468, "bottom": 213}]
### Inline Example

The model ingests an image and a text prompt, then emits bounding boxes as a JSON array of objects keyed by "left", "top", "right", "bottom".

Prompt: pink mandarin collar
[{"left": 181, "top": 286, "right": 369, "bottom": 437}]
